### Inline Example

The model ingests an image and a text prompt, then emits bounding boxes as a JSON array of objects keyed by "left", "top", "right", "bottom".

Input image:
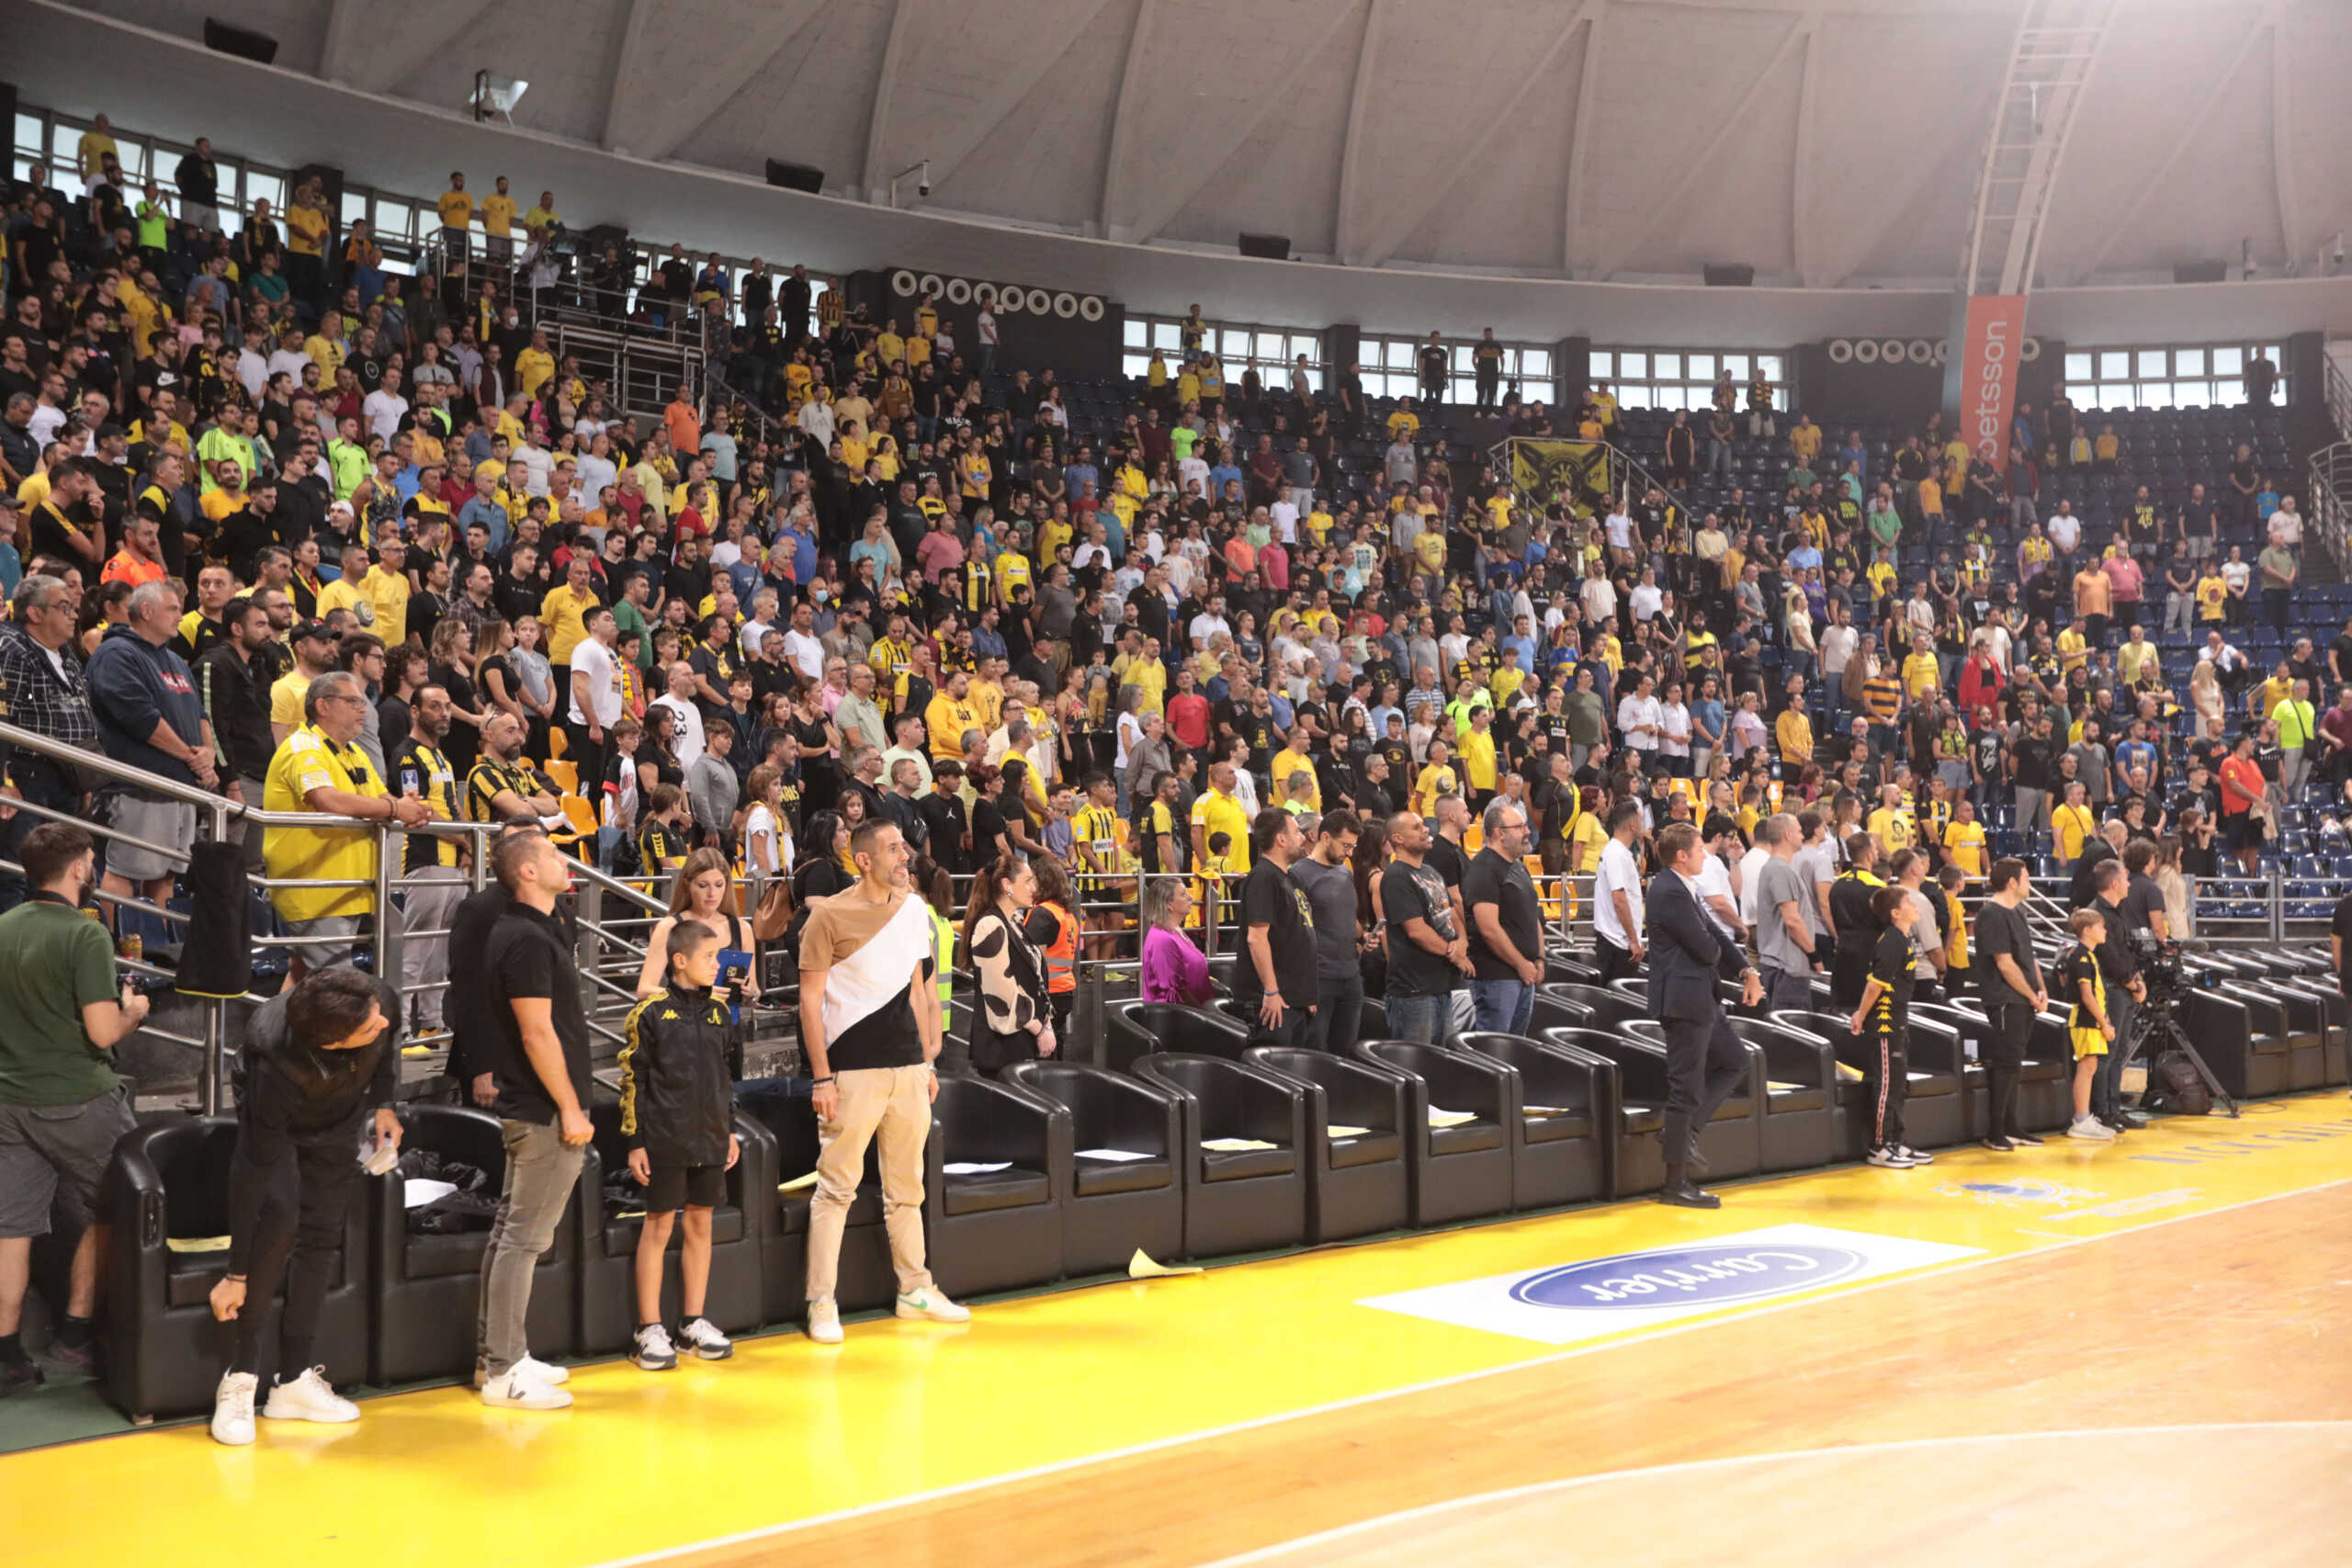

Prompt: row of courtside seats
[{"left": 92, "top": 941, "right": 2344, "bottom": 1422}]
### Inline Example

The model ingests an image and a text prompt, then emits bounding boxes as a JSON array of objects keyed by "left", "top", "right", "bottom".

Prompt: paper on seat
[
  {"left": 165, "top": 1235, "right": 230, "bottom": 1254},
  {"left": 1521, "top": 1105, "right": 1573, "bottom": 1117},
  {"left": 777, "top": 1170, "right": 820, "bottom": 1192},
  {"left": 1427, "top": 1108, "right": 1477, "bottom": 1129},
  {"left": 402, "top": 1178, "right": 457, "bottom": 1210},
  {"left": 1202, "top": 1136, "right": 1278, "bottom": 1152},
  {"left": 1327, "top": 1124, "right": 1372, "bottom": 1140},
  {"left": 943, "top": 1161, "right": 1012, "bottom": 1175},
  {"left": 1076, "top": 1147, "right": 1155, "bottom": 1163}
]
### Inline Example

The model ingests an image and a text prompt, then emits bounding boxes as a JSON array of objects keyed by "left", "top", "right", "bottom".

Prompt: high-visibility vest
[
  {"left": 1037, "top": 900, "right": 1079, "bottom": 995},
  {"left": 929, "top": 908, "right": 954, "bottom": 1006}
]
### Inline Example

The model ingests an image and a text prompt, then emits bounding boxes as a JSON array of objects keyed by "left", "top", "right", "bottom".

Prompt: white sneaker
[
  {"left": 630, "top": 1324, "right": 678, "bottom": 1371},
  {"left": 806, "top": 1298, "right": 843, "bottom": 1345},
  {"left": 2068, "top": 1114, "right": 2117, "bottom": 1142},
  {"left": 514, "top": 1354, "right": 569, "bottom": 1386},
  {"left": 896, "top": 1287, "right": 970, "bottom": 1323},
  {"left": 261, "top": 1365, "right": 360, "bottom": 1424},
  {"left": 678, "top": 1316, "right": 734, "bottom": 1360},
  {"left": 1895, "top": 1145, "right": 1935, "bottom": 1167},
  {"left": 210, "top": 1371, "right": 257, "bottom": 1446},
  {"left": 1866, "top": 1145, "right": 1917, "bottom": 1168},
  {"left": 479, "top": 1369, "right": 573, "bottom": 1409}
]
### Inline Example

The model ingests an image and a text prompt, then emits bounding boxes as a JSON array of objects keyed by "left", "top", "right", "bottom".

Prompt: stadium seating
[
  {"left": 1244, "top": 1046, "right": 1414, "bottom": 1242},
  {"left": 1131, "top": 1053, "right": 1308, "bottom": 1258},
  {"left": 1001, "top": 1061, "right": 1185, "bottom": 1276},
  {"left": 103, "top": 1117, "right": 368, "bottom": 1421},
  {"left": 576, "top": 1106, "right": 767, "bottom": 1354},
  {"left": 1350, "top": 1038, "right": 1518, "bottom": 1224},
  {"left": 1452, "top": 1032, "right": 1611, "bottom": 1208},
  {"left": 918, "top": 1075, "right": 1069, "bottom": 1296},
  {"left": 741, "top": 1091, "right": 903, "bottom": 1321},
  {"left": 367, "top": 1104, "right": 582, "bottom": 1385}
]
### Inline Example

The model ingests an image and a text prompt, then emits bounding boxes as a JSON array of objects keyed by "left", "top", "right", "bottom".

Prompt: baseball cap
[{"left": 291, "top": 619, "right": 335, "bottom": 643}]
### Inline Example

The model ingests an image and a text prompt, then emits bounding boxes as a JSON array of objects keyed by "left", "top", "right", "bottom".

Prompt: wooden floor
[{"left": 6, "top": 1094, "right": 2349, "bottom": 1568}]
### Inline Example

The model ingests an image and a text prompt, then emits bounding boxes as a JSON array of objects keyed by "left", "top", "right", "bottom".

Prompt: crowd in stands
[{"left": 0, "top": 112, "right": 2338, "bottom": 1037}]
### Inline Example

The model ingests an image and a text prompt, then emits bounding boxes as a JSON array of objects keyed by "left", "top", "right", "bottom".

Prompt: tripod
[{"left": 2118, "top": 992, "right": 2240, "bottom": 1120}]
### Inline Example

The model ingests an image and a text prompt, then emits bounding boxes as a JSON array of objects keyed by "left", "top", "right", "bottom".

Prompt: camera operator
[
  {"left": 2087, "top": 859, "right": 2145, "bottom": 1133},
  {"left": 2120, "top": 838, "right": 2170, "bottom": 942}
]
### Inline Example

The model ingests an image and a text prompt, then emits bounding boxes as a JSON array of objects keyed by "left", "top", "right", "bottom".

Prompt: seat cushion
[
  {"left": 1201, "top": 1145, "right": 1297, "bottom": 1181},
  {"left": 1904, "top": 1072, "right": 1959, "bottom": 1096},
  {"left": 779, "top": 1185, "right": 883, "bottom": 1235},
  {"left": 941, "top": 1168, "right": 1051, "bottom": 1215},
  {"left": 1709, "top": 1096, "right": 1754, "bottom": 1121},
  {"left": 165, "top": 1247, "right": 222, "bottom": 1308},
  {"left": 405, "top": 1230, "right": 492, "bottom": 1280},
  {"left": 1521, "top": 1111, "right": 1594, "bottom": 1144},
  {"left": 604, "top": 1205, "right": 745, "bottom": 1255},
  {"left": 1621, "top": 1101, "right": 1665, "bottom": 1134},
  {"left": 1329, "top": 1130, "right": 1404, "bottom": 1168},
  {"left": 1075, "top": 1156, "right": 1172, "bottom": 1196},
  {"left": 1764, "top": 1086, "right": 1827, "bottom": 1113},
  {"left": 1429, "top": 1119, "right": 1505, "bottom": 1155}
]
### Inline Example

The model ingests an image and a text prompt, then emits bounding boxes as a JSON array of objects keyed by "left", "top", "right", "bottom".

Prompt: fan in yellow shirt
[
  {"left": 1900, "top": 644, "right": 1941, "bottom": 701},
  {"left": 2052, "top": 786, "right": 2098, "bottom": 863},
  {"left": 1941, "top": 800, "right": 1987, "bottom": 879},
  {"left": 436, "top": 179, "right": 473, "bottom": 232}
]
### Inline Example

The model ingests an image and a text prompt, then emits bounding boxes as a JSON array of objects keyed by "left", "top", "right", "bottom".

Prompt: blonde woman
[{"left": 2189, "top": 658, "right": 2225, "bottom": 741}]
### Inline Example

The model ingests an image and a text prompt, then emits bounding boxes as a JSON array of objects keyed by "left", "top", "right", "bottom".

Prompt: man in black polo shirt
[
  {"left": 2087, "top": 859, "right": 2145, "bottom": 1133},
  {"left": 474, "top": 830, "right": 591, "bottom": 1411},
  {"left": 1464, "top": 797, "right": 1545, "bottom": 1036},
  {"left": 1234, "top": 810, "right": 1318, "bottom": 1047},
  {"left": 1971, "top": 857, "right": 2048, "bottom": 1152}
]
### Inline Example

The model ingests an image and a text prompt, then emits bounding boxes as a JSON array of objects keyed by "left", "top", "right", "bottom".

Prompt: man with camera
[{"left": 2087, "top": 859, "right": 2149, "bottom": 1133}]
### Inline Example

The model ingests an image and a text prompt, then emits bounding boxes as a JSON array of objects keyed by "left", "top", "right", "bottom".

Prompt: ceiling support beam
[
  {"left": 862, "top": 0, "right": 921, "bottom": 204},
  {"left": 1789, "top": 13, "right": 1824, "bottom": 287},
  {"left": 927, "top": 0, "right": 1125, "bottom": 192},
  {"left": 338, "top": 0, "right": 501, "bottom": 96},
  {"left": 2070, "top": 10, "right": 2267, "bottom": 283},
  {"left": 1331, "top": 0, "right": 1389, "bottom": 265},
  {"left": 601, "top": 0, "right": 657, "bottom": 151},
  {"left": 1562, "top": 0, "right": 1607, "bottom": 276},
  {"left": 1591, "top": 13, "right": 1808, "bottom": 279},
  {"left": 606, "top": 0, "right": 831, "bottom": 160},
  {"left": 1353, "top": 0, "right": 1600, "bottom": 269},
  {"left": 319, "top": 0, "right": 368, "bottom": 84},
  {"left": 1097, "top": 0, "right": 1159, "bottom": 240},
  {"left": 2269, "top": 13, "right": 2303, "bottom": 272},
  {"left": 1124, "top": 0, "right": 1364, "bottom": 246}
]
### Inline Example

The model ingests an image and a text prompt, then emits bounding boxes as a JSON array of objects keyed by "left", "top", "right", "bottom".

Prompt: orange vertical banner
[{"left": 1958, "top": 293, "right": 2027, "bottom": 466}]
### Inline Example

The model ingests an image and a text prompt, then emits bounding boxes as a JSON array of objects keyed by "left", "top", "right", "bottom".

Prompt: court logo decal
[
  {"left": 1361, "top": 1224, "right": 1982, "bottom": 1347},
  {"left": 1510, "top": 1243, "right": 1866, "bottom": 1309},
  {"left": 1939, "top": 1179, "right": 2102, "bottom": 1209}
]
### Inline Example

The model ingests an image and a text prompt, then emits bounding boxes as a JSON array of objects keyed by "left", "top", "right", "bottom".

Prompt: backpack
[{"left": 2150, "top": 1051, "right": 2211, "bottom": 1117}]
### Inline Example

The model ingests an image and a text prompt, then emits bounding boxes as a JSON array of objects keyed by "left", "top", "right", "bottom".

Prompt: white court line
[
  {"left": 1193, "top": 1421, "right": 2352, "bottom": 1567},
  {"left": 582, "top": 1172, "right": 2352, "bottom": 1568}
]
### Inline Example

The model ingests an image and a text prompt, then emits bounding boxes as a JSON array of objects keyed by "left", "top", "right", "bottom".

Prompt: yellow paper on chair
[
  {"left": 778, "top": 1171, "right": 819, "bottom": 1193},
  {"left": 1128, "top": 1249, "right": 1203, "bottom": 1279},
  {"left": 1202, "top": 1136, "right": 1277, "bottom": 1153}
]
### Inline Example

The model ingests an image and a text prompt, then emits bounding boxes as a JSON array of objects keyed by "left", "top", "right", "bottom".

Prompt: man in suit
[{"left": 1644, "top": 821, "right": 1764, "bottom": 1209}]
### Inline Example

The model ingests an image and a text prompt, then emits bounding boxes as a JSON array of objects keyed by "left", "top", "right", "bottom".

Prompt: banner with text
[{"left": 1958, "top": 293, "right": 2027, "bottom": 466}]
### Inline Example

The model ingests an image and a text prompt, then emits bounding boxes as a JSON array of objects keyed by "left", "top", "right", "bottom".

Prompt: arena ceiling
[{"left": 61, "top": 0, "right": 2352, "bottom": 290}]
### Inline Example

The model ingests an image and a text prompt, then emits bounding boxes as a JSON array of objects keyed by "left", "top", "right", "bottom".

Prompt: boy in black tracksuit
[
  {"left": 618, "top": 923, "right": 741, "bottom": 1371},
  {"left": 1849, "top": 886, "right": 1928, "bottom": 1169},
  {"left": 208, "top": 968, "right": 402, "bottom": 1446}
]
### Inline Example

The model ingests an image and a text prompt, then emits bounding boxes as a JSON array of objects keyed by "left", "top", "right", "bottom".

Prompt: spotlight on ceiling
[{"left": 472, "top": 72, "right": 528, "bottom": 124}]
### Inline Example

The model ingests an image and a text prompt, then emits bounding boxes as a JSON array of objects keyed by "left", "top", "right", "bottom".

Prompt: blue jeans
[
  {"left": 1468, "top": 976, "right": 1535, "bottom": 1037},
  {"left": 1385, "top": 991, "right": 1454, "bottom": 1044}
]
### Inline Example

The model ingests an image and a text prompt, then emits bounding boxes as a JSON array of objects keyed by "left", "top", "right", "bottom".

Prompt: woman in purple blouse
[{"left": 1138, "top": 876, "right": 1212, "bottom": 1005}]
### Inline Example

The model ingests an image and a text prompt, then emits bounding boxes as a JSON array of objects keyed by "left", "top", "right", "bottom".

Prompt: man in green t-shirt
[{"left": 0, "top": 822, "right": 150, "bottom": 1394}]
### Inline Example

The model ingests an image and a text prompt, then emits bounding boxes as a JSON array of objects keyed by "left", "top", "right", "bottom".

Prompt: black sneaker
[
  {"left": 1980, "top": 1135, "right": 2016, "bottom": 1152},
  {"left": 0, "top": 1359, "right": 44, "bottom": 1398},
  {"left": 2009, "top": 1132, "right": 2045, "bottom": 1147}
]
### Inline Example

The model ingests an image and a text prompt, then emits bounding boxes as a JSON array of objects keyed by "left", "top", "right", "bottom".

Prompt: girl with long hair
[
  {"left": 963, "top": 855, "right": 1055, "bottom": 1072},
  {"left": 637, "top": 846, "right": 758, "bottom": 1006}
]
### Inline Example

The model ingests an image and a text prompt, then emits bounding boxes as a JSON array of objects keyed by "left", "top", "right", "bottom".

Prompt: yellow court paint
[{"left": 6, "top": 1094, "right": 2349, "bottom": 1568}]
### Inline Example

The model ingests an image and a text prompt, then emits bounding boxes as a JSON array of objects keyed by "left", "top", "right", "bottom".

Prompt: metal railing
[
  {"left": 2309, "top": 441, "right": 2352, "bottom": 580},
  {"left": 0, "top": 716, "right": 673, "bottom": 1111}
]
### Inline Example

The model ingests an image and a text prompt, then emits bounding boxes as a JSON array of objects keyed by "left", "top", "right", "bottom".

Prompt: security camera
[{"left": 919, "top": 179, "right": 931, "bottom": 197}]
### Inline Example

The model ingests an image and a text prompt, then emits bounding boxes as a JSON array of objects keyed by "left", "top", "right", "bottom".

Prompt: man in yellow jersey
[
  {"left": 1270, "top": 728, "right": 1320, "bottom": 815},
  {"left": 1456, "top": 707, "right": 1499, "bottom": 807},
  {"left": 1190, "top": 760, "right": 1253, "bottom": 874},
  {"left": 537, "top": 553, "right": 601, "bottom": 699},
  {"left": 265, "top": 671, "right": 429, "bottom": 982},
  {"left": 924, "top": 669, "right": 979, "bottom": 761},
  {"left": 436, "top": 172, "right": 472, "bottom": 267}
]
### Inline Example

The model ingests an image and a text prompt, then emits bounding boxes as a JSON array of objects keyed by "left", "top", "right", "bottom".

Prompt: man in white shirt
[
  {"left": 265, "top": 325, "right": 312, "bottom": 388},
  {"left": 782, "top": 600, "right": 826, "bottom": 685},
  {"left": 1188, "top": 596, "right": 1232, "bottom": 651},
  {"left": 2044, "top": 502, "right": 2080, "bottom": 558},
  {"left": 565, "top": 607, "right": 624, "bottom": 795},
  {"left": 510, "top": 438, "right": 554, "bottom": 497},
  {"left": 1616, "top": 672, "right": 1663, "bottom": 757},
  {"left": 740, "top": 587, "right": 779, "bottom": 661},
  {"left": 650, "top": 661, "right": 707, "bottom": 769},
  {"left": 574, "top": 433, "right": 618, "bottom": 502},
  {"left": 1269, "top": 497, "right": 1299, "bottom": 541},
  {"left": 1736, "top": 832, "right": 1774, "bottom": 931},
  {"left": 360, "top": 367, "right": 410, "bottom": 443},
  {"left": 1695, "top": 815, "right": 1746, "bottom": 942},
  {"left": 1591, "top": 800, "right": 1647, "bottom": 982},
  {"left": 1628, "top": 569, "right": 1664, "bottom": 623}
]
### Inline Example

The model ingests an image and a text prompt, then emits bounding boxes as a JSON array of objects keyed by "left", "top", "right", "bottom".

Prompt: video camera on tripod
[
  {"left": 2124, "top": 931, "right": 2210, "bottom": 1008},
  {"left": 2119, "top": 931, "right": 2236, "bottom": 1117}
]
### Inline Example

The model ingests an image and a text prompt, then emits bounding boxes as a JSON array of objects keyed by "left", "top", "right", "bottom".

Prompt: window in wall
[
  {"left": 1122, "top": 312, "right": 1325, "bottom": 392},
  {"left": 2059, "top": 341, "right": 2287, "bottom": 412},
  {"left": 1591, "top": 347, "right": 1788, "bottom": 413},
  {"left": 1355, "top": 333, "right": 1553, "bottom": 404}
]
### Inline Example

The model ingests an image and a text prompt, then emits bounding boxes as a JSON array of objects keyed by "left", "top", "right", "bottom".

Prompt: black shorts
[{"left": 642, "top": 1163, "right": 727, "bottom": 1211}]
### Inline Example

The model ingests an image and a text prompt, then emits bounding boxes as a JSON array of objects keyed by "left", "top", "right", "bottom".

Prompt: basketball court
[{"left": 7, "top": 1092, "right": 2347, "bottom": 1568}]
